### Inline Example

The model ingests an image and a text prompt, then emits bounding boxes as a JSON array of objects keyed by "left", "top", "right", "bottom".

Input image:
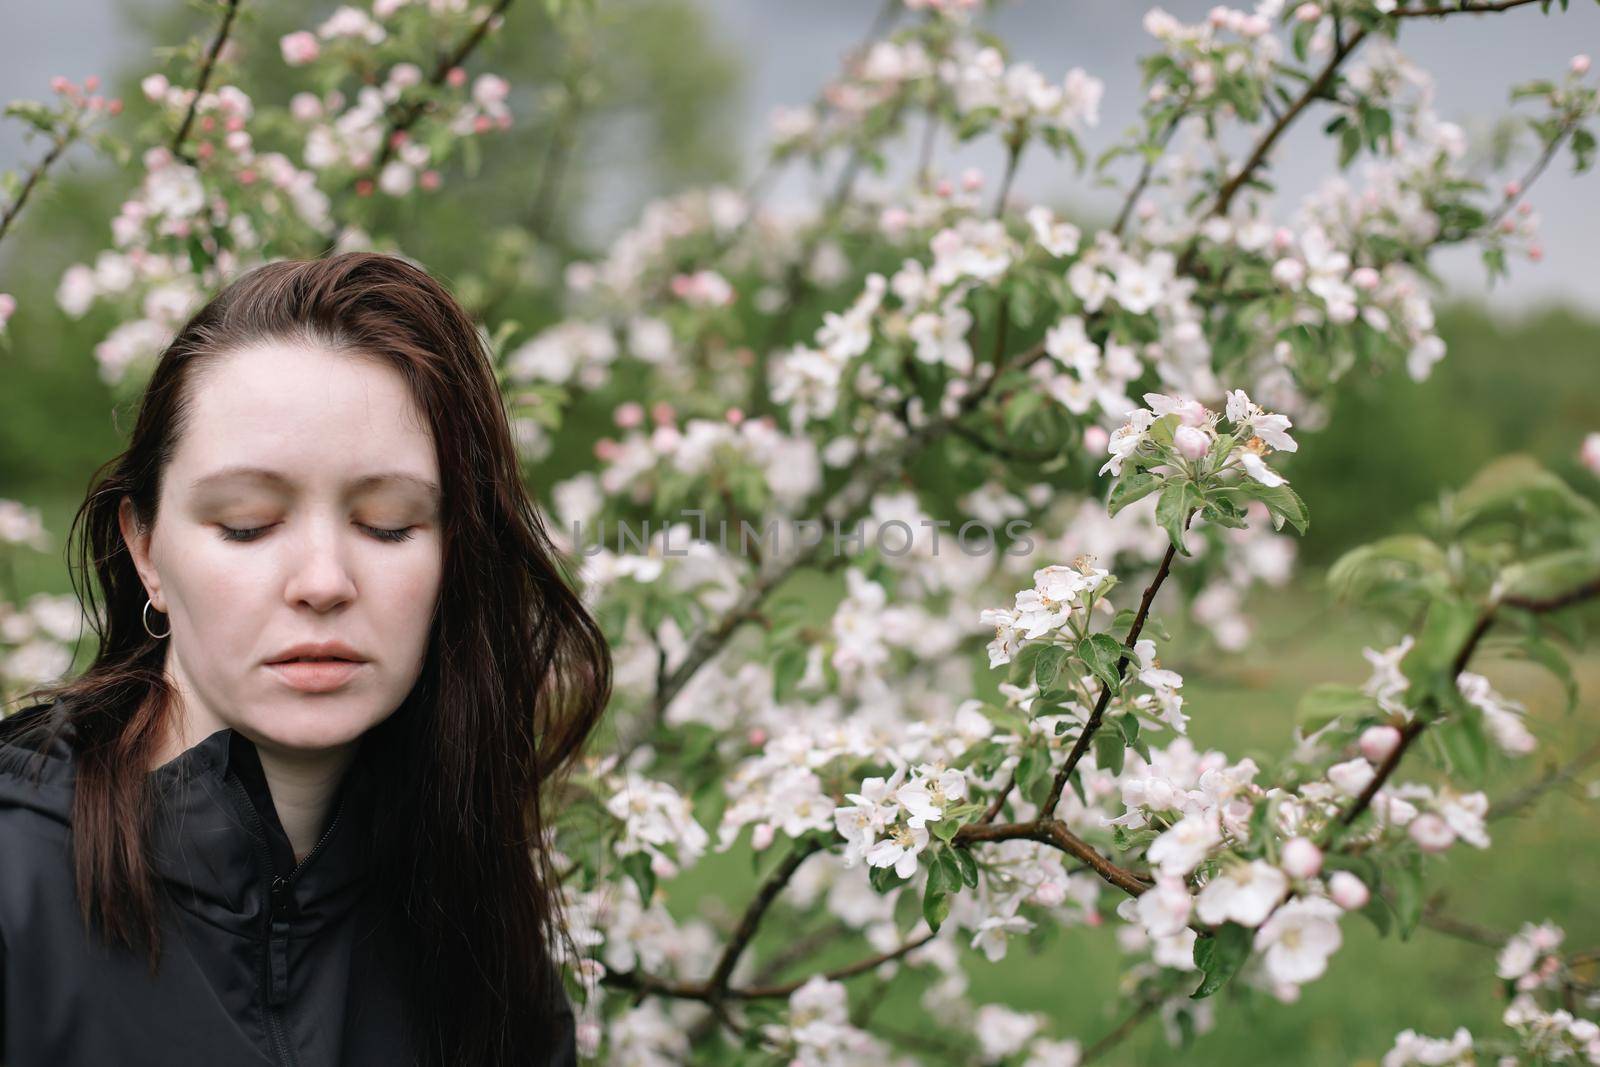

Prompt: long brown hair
[{"left": 11, "top": 251, "right": 611, "bottom": 1065}]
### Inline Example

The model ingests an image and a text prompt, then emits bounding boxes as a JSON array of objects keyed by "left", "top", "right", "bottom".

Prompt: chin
[{"left": 249, "top": 705, "right": 379, "bottom": 753}]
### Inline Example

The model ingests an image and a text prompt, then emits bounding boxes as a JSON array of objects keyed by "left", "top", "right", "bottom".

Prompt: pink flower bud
[
  {"left": 354, "top": 178, "right": 374, "bottom": 197},
  {"left": 1351, "top": 266, "right": 1380, "bottom": 291},
  {"left": 1572, "top": 54, "right": 1592, "bottom": 76},
  {"left": 85, "top": 75, "right": 100, "bottom": 92},
  {"left": 472, "top": 114, "right": 493, "bottom": 134},
  {"left": 1295, "top": 3, "right": 1322, "bottom": 23},
  {"left": 935, "top": 179, "right": 953, "bottom": 198},
  {"left": 279, "top": 31, "right": 320, "bottom": 67},
  {"left": 238, "top": 167, "right": 257, "bottom": 185},
  {"left": 1359, "top": 725, "right": 1401, "bottom": 764},
  {"left": 1503, "top": 179, "right": 1522, "bottom": 198},
  {"left": 1281, "top": 837, "right": 1323, "bottom": 879},
  {"left": 593, "top": 438, "right": 620, "bottom": 462},
  {"left": 651, "top": 401, "right": 675, "bottom": 427},
  {"left": 751, "top": 823, "right": 776, "bottom": 851},
  {"left": 446, "top": 66, "right": 468, "bottom": 88},
  {"left": 614, "top": 401, "right": 644, "bottom": 429},
  {"left": 1409, "top": 813, "right": 1455, "bottom": 852},
  {"left": 725, "top": 407, "right": 744, "bottom": 425},
  {"left": 1173, "top": 424, "right": 1211, "bottom": 462},
  {"left": 419, "top": 170, "right": 441, "bottom": 192},
  {"left": 1328, "top": 871, "right": 1370, "bottom": 910},
  {"left": 960, "top": 167, "right": 984, "bottom": 192},
  {"left": 747, "top": 727, "right": 768, "bottom": 747},
  {"left": 1240, "top": 14, "right": 1270, "bottom": 37},
  {"left": 1528, "top": 244, "right": 1544, "bottom": 262},
  {"left": 1083, "top": 425, "right": 1109, "bottom": 454},
  {"left": 50, "top": 76, "right": 72, "bottom": 94}
]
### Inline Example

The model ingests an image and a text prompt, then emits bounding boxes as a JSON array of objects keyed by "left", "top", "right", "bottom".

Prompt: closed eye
[{"left": 215, "top": 524, "right": 417, "bottom": 544}]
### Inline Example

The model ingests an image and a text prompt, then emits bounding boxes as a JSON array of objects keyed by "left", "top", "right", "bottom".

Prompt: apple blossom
[
  {"left": 1195, "top": 860, "right": 1288, "bottom": 927},
  {"left": 1359, "top": 724, "right": 1402, "bottom": 764},
  {"left": 1280, "top": 837, "right": 1322, "bottom": 880},
  {"left": 1327, "top": 871, "right": 1371, "bottom": 911}
]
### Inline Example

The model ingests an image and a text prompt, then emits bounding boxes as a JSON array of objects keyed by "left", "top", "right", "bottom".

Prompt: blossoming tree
[{"left": 3, "top": 0, "right": 1600, "bottom": 1063}]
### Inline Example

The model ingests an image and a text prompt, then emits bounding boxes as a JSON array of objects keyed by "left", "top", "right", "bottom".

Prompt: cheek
[{"left": 371, "top": 546, "right": 443, "bottom": 641}]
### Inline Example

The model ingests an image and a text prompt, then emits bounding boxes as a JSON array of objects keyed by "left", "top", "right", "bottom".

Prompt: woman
[{"left": 0, "top": 252, "right": 611, "bottom": 1066}]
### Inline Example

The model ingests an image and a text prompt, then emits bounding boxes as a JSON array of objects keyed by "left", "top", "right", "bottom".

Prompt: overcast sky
[{"left": 5, "top": 0, "right": 1596, "bottom": 312}]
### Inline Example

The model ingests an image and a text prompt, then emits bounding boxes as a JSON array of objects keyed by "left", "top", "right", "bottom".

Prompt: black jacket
[{"left": 0, "top": 699, "right": 578, "bottom": 1066}]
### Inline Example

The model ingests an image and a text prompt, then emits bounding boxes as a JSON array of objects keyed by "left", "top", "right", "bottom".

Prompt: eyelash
[{"left": 216, "top": 524, "right": 417, "bottom": 544}]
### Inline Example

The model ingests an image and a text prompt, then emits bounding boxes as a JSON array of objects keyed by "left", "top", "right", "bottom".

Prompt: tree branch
[
  {"left": 704, "top": 836, "right": 826, "bottom": 1002},
  {"left": 171, "top": 0, "right": 241, "bottom": 162},
  {"left": 1210, "top": 28, "right": 1369, "bottom": 219},
  {"left": 1039, "top": 535, "right": 1184, "bottom": 821},
  {"left": 1490, "top": 735, "right": 1600, "bottom": 821},
  {"left": 1338, "top": 576, "right": 1600, "bottom": 830},
  {"left": 1082, "top": 995, "right": 1159, "bottom": 1064},
  {"left": 956, "top": 818, "right": 1151, "bottom": 897}
]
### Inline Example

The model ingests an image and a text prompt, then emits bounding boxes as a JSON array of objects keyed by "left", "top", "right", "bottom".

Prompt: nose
[{"left": 281, "top": 517, "right": 359, "bottom": 611}]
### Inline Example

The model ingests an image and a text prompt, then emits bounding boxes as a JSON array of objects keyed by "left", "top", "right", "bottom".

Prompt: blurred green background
[{"left": 3, "top": 1, "right": 1598, "bottom": 1063}]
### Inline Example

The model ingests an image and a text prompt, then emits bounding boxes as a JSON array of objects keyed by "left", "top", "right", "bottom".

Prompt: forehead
[{"left": 170, "top": 341, "right": 439, "bottom": 493}]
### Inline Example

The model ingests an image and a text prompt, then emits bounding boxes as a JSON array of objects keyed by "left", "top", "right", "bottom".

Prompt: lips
[{"left": 267, "top": 659, "right": 366, "bottom": 693}]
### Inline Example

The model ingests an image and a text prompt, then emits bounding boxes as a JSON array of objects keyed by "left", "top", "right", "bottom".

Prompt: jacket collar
[{"left": 1, "top": 699, "right": 377, "bottom": 935}]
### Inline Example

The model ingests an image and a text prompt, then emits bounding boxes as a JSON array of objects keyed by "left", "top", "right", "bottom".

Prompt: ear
[{"left": 118, "top": 496, "right": 163, "bottom": 611}]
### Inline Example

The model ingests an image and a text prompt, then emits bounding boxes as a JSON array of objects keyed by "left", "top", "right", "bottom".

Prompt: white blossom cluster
[{"left": 1384, "top": 919, "right": 1600, "bottom": 1066}]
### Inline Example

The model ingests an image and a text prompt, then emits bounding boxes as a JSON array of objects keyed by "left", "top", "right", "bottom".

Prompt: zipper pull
[{"left": 268, "top": 875, "right": 292, "bottom": 1007}]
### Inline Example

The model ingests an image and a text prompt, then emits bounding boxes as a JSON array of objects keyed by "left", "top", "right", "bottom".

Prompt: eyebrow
[{"left": 188, "top": 465, "right": 441, "bottom": 502}]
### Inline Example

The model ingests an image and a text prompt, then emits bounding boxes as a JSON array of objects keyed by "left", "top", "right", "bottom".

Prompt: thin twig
[
  {"left": 1039, "top": 536, "right": 1184, "bottom": 821},
  {"left": 955, "top": 818, "right": 1151, "bottom": 897},
  {"left": 1393, "top": 0, "right": 1543, "bottom": 16},
  {"left": 704, "top": 837, "right": 826, "bottom": 1002},
  {"left": 1337, "top": 577, "right": 1600, "bottom": 830},
  {"left": 171, "top": 0, "right": 241, "bottom": 161},
  {"left": 1081, "top": 996, "right": 1159, "bottom": 1064},
  {"left": 1111, "top": 107, "right": 1186, "bottom": 239},
  {"left": 0, "top": 133, "right": 73, "bottom": 247},
  {"left": 1491, "top": 736, "right": 1600, "bottom": 821}
]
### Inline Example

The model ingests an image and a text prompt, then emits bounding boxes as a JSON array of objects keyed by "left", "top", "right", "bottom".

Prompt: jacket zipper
[{"left": 227, "top": 774, "right": 346, "bottom": 1067}]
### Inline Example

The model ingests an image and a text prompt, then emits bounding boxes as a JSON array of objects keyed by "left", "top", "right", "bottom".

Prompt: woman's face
[{"left": 121, "top": 340, "right": 445, "bottom": 755}]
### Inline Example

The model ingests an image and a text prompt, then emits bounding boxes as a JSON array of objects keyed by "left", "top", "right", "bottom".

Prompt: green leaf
[
  {"left": 1035, "top": 644, "right": 1071, "bottom": 692},
  {"left": 1115, "top": 714, "right": 1140, "bottom": 746},
  {"left": 622, "top": 852, "right": 656, "bottom": 904},
  {"left": 953, "top": 846, "right": 979, "bottom": 889},
  {"left": 1108, "top": 471, "right": 1162, "bottom": 517},
  {"left": 931, "top": 815, "right": 959, "bottom": 842},
  {"left": 923, "top": 885, "right": 951, "bottom": 933},
  {"left": 1499, "top": 544, "right": 1600, "bottom": 604},
  {"left": 1248, "top": 482, "right": 1309, "bottom": 535},
  {"left": 1156, "top": 482, "right": 1199, "bottom": 555},
  {"left": 1078, "top": 632, "right": 1126, "bottom": 693},
  {"left": 1296, "top": 684, "right": 1376, "bottom": 734},
  {"left": 1191, "top": 922, "right": 1252, "bottom": 999},
  {"left": 869, "top": 863, "right": 900, "bottom": 894},
  {"left": 773, "top": 646, "right": 807, "bottom": 702},
  {"left": 1453, "top": 454, "right": 1598, "bottom": 534},
  {"left": 1094, "top": 728, "right": 1126, "bottom": 776},
  {"left": 1402, "top": 598, "right": 1481, "bottom": 704},
  {"left": 1509, "top": 634, "right": 1578, "bottom": 713},
  {"left": 1327, "top": 535, "right": 1451, "bottom": 602},
  {"left": 1389, "top": 853, "right": 1424, "bottom": 940}
]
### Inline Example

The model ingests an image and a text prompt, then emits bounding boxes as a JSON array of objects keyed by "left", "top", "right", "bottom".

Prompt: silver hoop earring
[{"left": 142, "top": 597, "right": 171, "bottom": 639}]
